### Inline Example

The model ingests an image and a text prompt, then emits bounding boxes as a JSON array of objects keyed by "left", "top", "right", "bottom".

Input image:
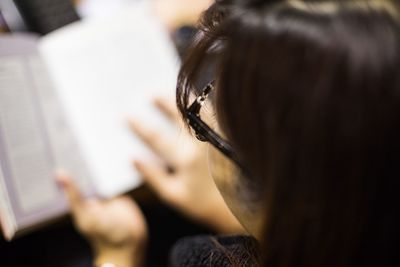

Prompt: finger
[
  {"left": 133, "top": 160, "right": 172, "bottom": 201},
  {"left": 154, "top": 97, "right": 181, "bottom": 124},
  {"left": 129, "top": 119, "right": 179, "bottom": 165},
  {"left": 56, "top": 170, "right": 84, "bottom": 213}
]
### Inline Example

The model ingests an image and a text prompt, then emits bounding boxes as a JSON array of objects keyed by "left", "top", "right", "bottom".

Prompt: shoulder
[{"left": 169, "top": 235, "right": 260, "bottom": 267}]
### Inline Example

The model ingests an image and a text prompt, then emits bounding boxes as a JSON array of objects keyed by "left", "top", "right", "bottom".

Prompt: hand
[
  {"left": 152, "top": 0, "right": 213, "bottom": 30},
  {"left": 130, "top": 98, "right": 244, "bottom": 234},
  {"left": 56, "top": 173, "right": 147, "bottom": 267}
]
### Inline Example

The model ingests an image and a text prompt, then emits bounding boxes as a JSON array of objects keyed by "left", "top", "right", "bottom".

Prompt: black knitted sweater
[{"left": 169, "top": 235, "right": 260, "bottom": 267}]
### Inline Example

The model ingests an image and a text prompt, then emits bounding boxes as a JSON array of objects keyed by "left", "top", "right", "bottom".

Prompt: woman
[{"left": 58, "top": 0, "right": 400, "bottom": 266}]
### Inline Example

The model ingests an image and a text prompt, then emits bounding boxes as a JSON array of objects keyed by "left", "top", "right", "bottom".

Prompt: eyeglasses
[{"left": 185, "top": 81, "right": 248, "bottom": 172}]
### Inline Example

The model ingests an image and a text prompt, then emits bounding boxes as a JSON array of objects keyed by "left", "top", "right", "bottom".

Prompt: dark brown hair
[{"left": 177, "top": 1, "right": 400, "bottom": 266}]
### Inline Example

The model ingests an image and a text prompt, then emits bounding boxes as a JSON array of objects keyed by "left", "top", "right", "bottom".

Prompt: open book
[{"left": 0, "top": 3, "right": 179, "bottom": 240}]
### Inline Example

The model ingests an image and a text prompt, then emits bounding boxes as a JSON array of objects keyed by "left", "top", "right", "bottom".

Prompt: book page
[
  {"left": 39, "top": 2, "right": 180, "bottom": 197},
  {"left": 0, "top": 53, "right": 57, "bottom": 212},
  {"left": 0, "top": 35, "right": 94, "bottom": 233}
]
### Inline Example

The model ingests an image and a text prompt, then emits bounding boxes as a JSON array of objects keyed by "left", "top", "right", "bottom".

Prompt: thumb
[{"left": 56, "top": 170, "right": 84, "bottom": 214}]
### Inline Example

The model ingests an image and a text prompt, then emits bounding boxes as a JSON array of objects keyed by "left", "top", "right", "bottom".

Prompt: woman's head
[{"left": 177, "top": 0, "right": 400, "bottom": 266}]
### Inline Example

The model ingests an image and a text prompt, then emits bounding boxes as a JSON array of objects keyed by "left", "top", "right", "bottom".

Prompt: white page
[{"left": 39, "top": 3, "right": 180, "bottom": 197}]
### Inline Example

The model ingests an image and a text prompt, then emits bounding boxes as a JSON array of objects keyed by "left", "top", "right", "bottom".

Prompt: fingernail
[
  {"left": 133, "top": 160, "right": 142, "bottom": 169},
  {"left": 153, "top": 98, "right": 162, "bottom": 106},
  {"left": 56, "top": 177, "right": 67, "bottom": 188},
  {"left": 55, "top": 169, "right": 68, "bottom": 186}
]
